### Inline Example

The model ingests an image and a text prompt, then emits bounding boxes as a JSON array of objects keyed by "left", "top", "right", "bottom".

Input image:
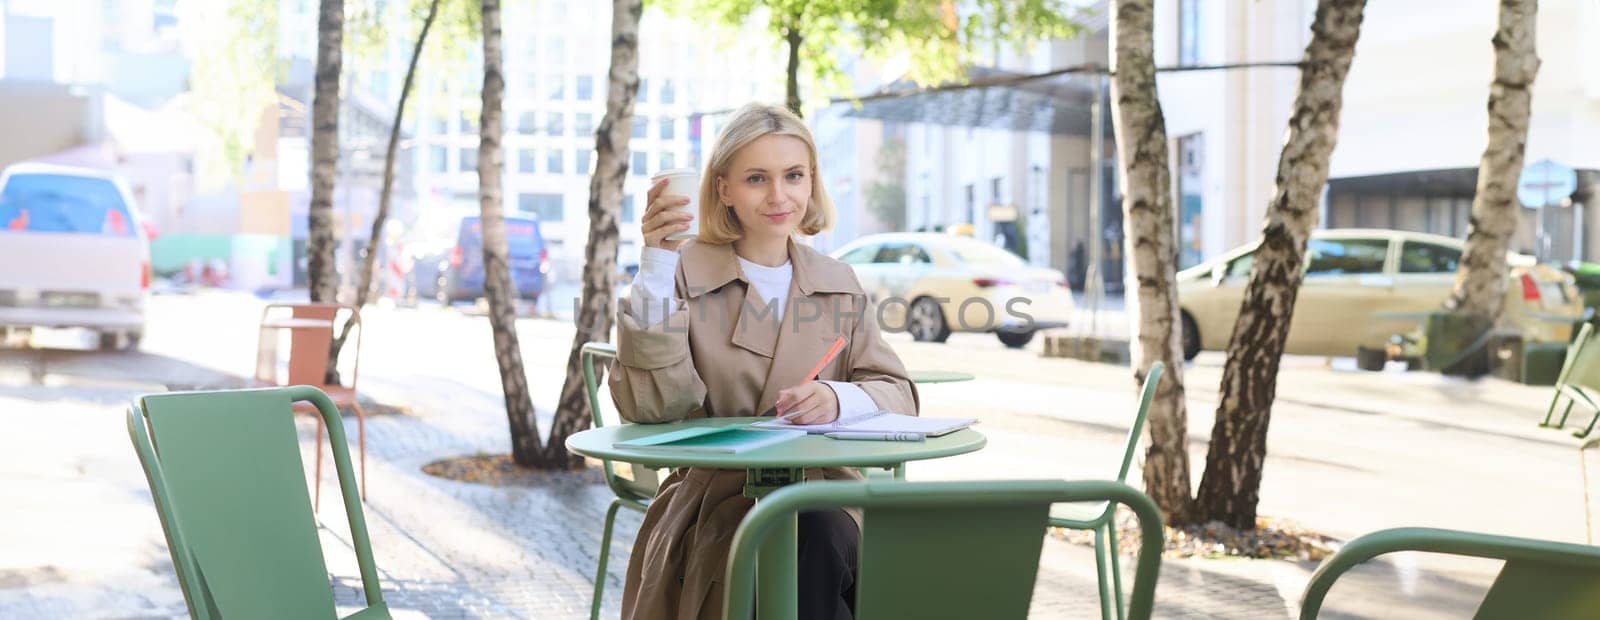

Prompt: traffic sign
[{"left": 1517, "top": 159, "right": 1577, "bottom": 209}]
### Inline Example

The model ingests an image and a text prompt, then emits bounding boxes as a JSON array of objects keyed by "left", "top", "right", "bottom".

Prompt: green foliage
[
  {"left": 178, "top": 0, "right": 279, "bottom": 188},
  {"left": 347, "top": 0, "right": 482, "bottom": 127},
  {"left": 657, "top": 0, "right": 1084, "bottom": 111}
]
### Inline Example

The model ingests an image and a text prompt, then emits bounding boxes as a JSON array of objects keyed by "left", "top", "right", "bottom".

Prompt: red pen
[{"left": 777, "top": 336, "right": 848, "bottom": 420}]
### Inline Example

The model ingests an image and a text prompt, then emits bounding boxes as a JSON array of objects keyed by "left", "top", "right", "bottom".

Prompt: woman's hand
[
  {"left": 642, "top": 177, "right": 695, "bottom": 252},
  {"left": 774, "top": 382, "right": 839, "bottom": 425}
]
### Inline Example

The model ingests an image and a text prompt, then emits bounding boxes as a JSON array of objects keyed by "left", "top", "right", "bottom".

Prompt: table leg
[{"left": 745, "top": 467, "right": 804, "bottom": 620}]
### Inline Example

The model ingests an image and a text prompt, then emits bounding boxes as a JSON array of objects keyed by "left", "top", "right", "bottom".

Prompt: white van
[{"left": 0, "top": 163, "right": 150, "bottom": 350}]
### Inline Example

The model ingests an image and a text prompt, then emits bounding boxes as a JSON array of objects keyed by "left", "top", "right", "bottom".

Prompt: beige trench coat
[{"left": 609, "top": 238, "right": 919, "bottom": 620}]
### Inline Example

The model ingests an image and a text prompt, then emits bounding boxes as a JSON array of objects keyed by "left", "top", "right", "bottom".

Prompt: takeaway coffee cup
[{"left": 651, "top": 167, "right": 699, "bottom": 241}]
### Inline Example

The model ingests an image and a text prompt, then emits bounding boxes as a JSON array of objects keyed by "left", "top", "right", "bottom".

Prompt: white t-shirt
[{"left": 627, "top": 246, "right": 877, "bottom": 419}]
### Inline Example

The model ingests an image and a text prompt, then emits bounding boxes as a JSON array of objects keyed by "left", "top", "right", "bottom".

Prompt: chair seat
[
  {"left": 343, "top": 603, "right": 392, "bottom": 619},
  {"left": 1049, "top": 500, "right": 1111, "bottom": 527}
]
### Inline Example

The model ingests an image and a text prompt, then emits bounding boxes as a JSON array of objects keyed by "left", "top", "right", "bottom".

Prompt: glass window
[
  {"left": 1225, "top": 252, "right": 1254, "bottom": 279},
  {"left": 874, "top": 244, "right": 932, "bottom": 265},
  {"left": 546, "top": 149, "right": 564, "bottom": 174},
  {"left": 519, "top": 192, "right": 564, "bottom": 222},
  {"left": 1399, "top": 241, "right": 1462, "bottom": 274},
  {"left": 631, "top": 151, "right": 647, "bottom": 175},
  {"left": 0, "top": 173, "right": 135, "bottom": 236},
  {"left": 660, "top": 117, "right": 675, "bottom": 140},
  {"left": 661, "top": 79, "right": 676, "bottom": 104},
  {"left": 432, "top": 114, "right": 449, "bottom": 134},
  {"left": 1179, "top": 0, "right": 1201, "bottom": 65},
  {"left": 1305, "top": 238, "right": 1389, "bottom": 276},
  {"left": 576, "top": 148, "right": 592, "bottom": 174},
  {"left": 659, "top": 151, "right": 675, "bottom": 171},
  {"left": 622, "top": 193, "right": 636, "bottom": 221},
  {"left": 430, "top": 145, "right": 448, "bottom": 173},
  {"left": 517, "top": 111, "right": 537, "bottom": 135},
  {"left": 575, "top": 112, "right": 594, "bottom": 137},
  {"left": 577, "top": 75, "right": 594, "bottom": 101},
  {"left": 838, "top": 244, "right": 879, "bottom": 265},
  {"left": 633, "top": 116, "right": 647, "bottom": 139},
  {"left": 460, "top": 147, "right": 478, "bottom": 172},
  {"left": 546, "top": 112, "right": 565, "bottom": 137},
  {"left": 546, "top": 74, "right": 566, "bottom": 101},
  {"left": 518, "top": 148, "right": 537, "bottom": 173},
  {"left": 637, "top": 78, "right": 649, "bottom": 103},
  {"left": 546, "top": 37, "right": 565, "bottom": 65},
  {"left": 459, "top": 112, "right": 476, "bottom": 134}
]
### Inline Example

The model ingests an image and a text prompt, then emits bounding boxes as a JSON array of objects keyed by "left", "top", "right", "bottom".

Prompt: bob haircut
[{"left": 696, "top": 103, "right": 835, "bottom": 243}]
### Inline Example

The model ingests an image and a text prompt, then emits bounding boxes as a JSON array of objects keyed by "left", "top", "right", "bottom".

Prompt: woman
[{"left": 610, "top": 102, "right": 919, "bottom": 620}]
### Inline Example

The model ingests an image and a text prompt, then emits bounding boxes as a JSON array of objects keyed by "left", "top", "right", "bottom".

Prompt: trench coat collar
[{"left": 679, "top": 237, "right": 857, "bottom": 298}]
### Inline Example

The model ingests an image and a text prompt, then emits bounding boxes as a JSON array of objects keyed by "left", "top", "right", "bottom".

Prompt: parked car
[
  {"left": 829, "top": 232, "right": 1073, "bottom": 348},
  {"left": 438, "top": 216, "right": 550, "bottom": 304},
  {"left": 1176, "top": 228, "right": 1584, "bottom": 369},
  {"left": 0, "top": 163, "right": 150, "bottom": 350}
]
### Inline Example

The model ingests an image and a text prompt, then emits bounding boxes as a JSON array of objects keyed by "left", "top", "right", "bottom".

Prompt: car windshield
[
  {"left": 944, "top": 240, "right": 1026, "bottom": 267},
  {"left": 0, "top": 173, "right": 135, "bottom": 236},
  {"left": 461, "top": 217, "right": 542, "bottom": 252}
]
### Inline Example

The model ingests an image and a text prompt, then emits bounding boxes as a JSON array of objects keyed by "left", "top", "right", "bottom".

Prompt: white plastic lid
[{"left": 650, "top": 167, "right": 699, "bottom": 180}]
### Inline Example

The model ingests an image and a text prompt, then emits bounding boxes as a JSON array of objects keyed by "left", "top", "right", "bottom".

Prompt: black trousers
[{"left": 797, "top": 508, "right": 860, "bottom": 620}]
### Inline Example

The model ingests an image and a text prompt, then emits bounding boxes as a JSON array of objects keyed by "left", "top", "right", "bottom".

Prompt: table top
[
  {"left": 908, "top": 370, "right": 975, "bottom": 384},
  {"left": 566, "top": 416, "right": 986, "bottom": 469}
]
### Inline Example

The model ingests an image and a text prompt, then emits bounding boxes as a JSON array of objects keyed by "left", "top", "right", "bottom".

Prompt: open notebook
[
  {"left": 613, "top": 426, "right": 805, "bottom": 454},
  {"left": 749, "top": 411, "right": 975, "bottom": 437}
]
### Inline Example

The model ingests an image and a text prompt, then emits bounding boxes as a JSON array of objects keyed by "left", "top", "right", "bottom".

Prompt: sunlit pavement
[{"left": 1, "top": 288, "right": 1585, "bottom": 618}]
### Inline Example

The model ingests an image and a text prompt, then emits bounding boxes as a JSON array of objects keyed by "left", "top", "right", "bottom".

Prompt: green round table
[
  {"left": 908, "top": 369, "right": 976, "bottom": 384},
  {"left": 566, "top": 417, "right": 985, "bottom": 620}
]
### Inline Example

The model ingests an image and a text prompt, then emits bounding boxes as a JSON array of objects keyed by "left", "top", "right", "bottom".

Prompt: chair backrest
[
  {"left": 1559, "top": 322, "right": 1600, "bottom": 392},
  {"left": 1116, "top": 361, "right": 1165, "bottom": 484},
  {"left": 1299, "top": 527, "right": 1600, "bottom": 619},
  {"left": 257, "top": 303, "right": 362, "bottom": 390},
  {"left": 126, "top": 386, "right": 383, "bottom": 620},
  {"left": 580, "top": 341, "right": 659, "bottom": 502},
  {"left": 724, "top": 480, "right": 1165, "bottom": 620}
]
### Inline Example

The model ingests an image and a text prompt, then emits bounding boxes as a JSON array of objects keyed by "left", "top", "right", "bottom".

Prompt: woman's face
[{"left": 716, "top": 134, "right": 813, "bottom": 243}]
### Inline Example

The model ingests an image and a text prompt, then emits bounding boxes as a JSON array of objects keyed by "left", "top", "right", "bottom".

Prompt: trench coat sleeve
[
  {"left": 843, "top": 292, "right": 920, "bottom": 416},
  {"left": 609, "top": 282, "right": 707, "bottom": 424}
]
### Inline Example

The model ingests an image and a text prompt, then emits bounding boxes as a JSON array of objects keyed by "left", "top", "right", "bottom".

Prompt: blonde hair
[{"left": 696, "top": 103, "right": 835, "bottom": 243}]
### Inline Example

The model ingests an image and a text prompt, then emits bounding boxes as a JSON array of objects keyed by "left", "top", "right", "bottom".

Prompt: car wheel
[
  {"left": 1181, "top": 311, "right": 1201, "bottom": 361},
  {"left": 98, "top": 332, "right": 119, "bottom": 351},
  {"left": 1356, "top": 346, "right": 1387, "bottom": 371},
  {"left": 997, "top": 330, "right": 1035, "bottom": 349},
  {"left": 908, "top": 297, "right": 951, "bottom": 343}
]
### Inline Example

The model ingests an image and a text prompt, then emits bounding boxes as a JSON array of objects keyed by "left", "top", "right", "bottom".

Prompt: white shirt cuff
[
  {"left": 820, "top": 380, "right": 879, "bottom": 420},
  {"left": 628, "top": 247, "right": 681, "bottom": 327}
]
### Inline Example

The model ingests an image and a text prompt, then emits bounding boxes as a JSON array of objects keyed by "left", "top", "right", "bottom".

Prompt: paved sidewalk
[{"left": 2, "top": 292, "right": 1567, "bottom": 618}]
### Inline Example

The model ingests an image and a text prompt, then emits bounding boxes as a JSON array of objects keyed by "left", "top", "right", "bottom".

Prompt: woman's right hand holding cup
[{"left": 643, "top": 177, "right": 695, "bottom": 252}]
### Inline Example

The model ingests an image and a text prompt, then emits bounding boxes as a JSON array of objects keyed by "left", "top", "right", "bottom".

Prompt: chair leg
[
  {"left": 1558, "top": 398, "right": 1577, "bottom": 428},
  {"left": 1580, "top": 409, "right": 1600, "bottom": 439},
  {"left": 1107, "top": 521, "right": 1125, "bottom": 620},
  {"left": 1093, "top": 525, "right": 1113, "bottom": 620},
  {"left": 351, "top": 401, "right": 368, "bottom": 501},
  {"left": 1544, "top": 396, "right": 1561, "bottom": 427},
  {"left": 313, "top": 414, "right": 325, "bottom": 514},
  {"left": 592, "top": 499, "right": 623, "bottom": 620}
]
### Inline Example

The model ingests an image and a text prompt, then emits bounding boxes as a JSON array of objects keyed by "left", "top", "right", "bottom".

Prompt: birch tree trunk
[
  {"left": 784, "top": 25, "right": 803, "bottom": 116},
  {"left": 1446, "top": 0, "right": 1539, "bottom": 323},
  {"left": 1109, "top": 0, "right": 1193, "bottom": 522},
  {"left": 307, "top": 0, "right": 344, "bottom": 304},
  {"left": 478, "top": 0, "right": 543, "bottom": 465},
  {"left": 1193, "top": 0, "right": 1367, "bottom": 530},
  {"left": 541, "top": 0, "right": 642, "bottom": 468},
  {"left": 332, "top": 0, "right": 442, "bottom": 367}
]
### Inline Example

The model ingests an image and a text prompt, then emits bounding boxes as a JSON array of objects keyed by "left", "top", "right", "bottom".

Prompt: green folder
[{"left": 614, "top": 426, "right": 804, "bottom": 454}]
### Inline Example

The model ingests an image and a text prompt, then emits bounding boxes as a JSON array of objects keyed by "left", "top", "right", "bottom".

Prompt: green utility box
[{"left": 1521, "top": 342, "right": 1570, "bottom": 386}]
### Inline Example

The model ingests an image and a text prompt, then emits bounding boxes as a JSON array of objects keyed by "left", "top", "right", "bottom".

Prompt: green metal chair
[
  {"left": 1299, "top": 527, "right": 1600, "bottom": 619},
  {"left": 126, "top": 386, "right": 389, "bottom": 620},
  {"left": 723, "top": 479, "right": 1165, "bottom": 620},
  {"left": 581, "top": 341, "right": 661, "bottom": 620},
  {"left": 1047, "top": 361, "right": 1164, "bottom": 620},
  {"left": 1542, "top": 322, "right": 1600, "bottom": 437}
]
